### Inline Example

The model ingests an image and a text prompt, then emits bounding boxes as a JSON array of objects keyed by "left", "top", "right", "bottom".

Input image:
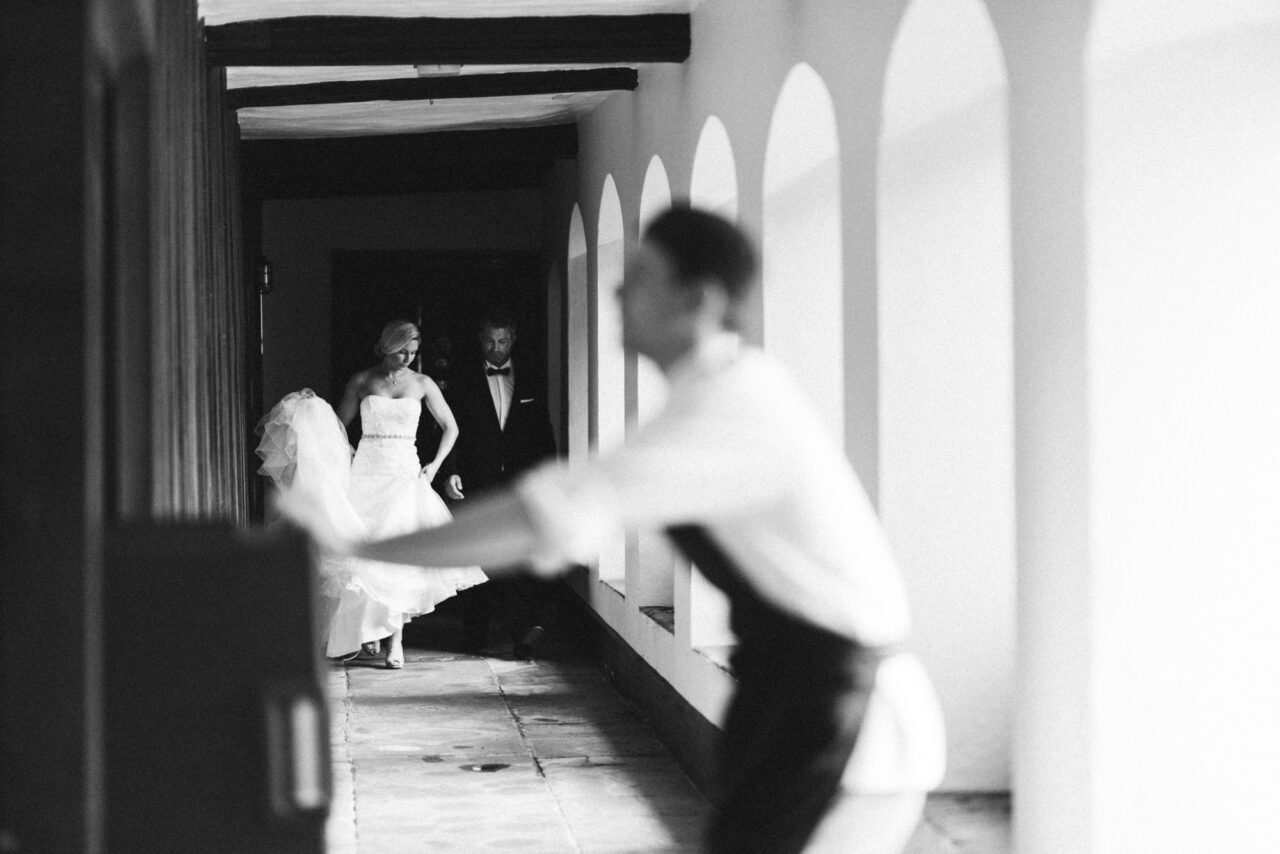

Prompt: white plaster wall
[
  {"left": 570, "top": 0, "right": 1019, "bottom": 791},
  {"left": 553, "top": 0, "right": 1280, "bottom": 825},
  {"left": 560, "top": 0, "right": 883, "bottom": 764},
  {"left": 1085, "top": 4, "right": 1280, "bottom": 851}
]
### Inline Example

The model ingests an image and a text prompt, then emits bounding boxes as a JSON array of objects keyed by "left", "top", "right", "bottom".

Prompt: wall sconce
[{"left": 255, "top": 256, "right": 274, "bottom": 295}]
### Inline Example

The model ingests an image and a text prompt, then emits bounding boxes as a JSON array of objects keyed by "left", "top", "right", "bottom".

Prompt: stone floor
[{"left": 323, "top": 618, "right": 1009, "bottom": 853}]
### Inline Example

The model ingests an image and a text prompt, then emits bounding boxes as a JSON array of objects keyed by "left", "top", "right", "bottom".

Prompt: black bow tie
[{"left": 486, "top": 366, "right": 510, "bottom": 376}]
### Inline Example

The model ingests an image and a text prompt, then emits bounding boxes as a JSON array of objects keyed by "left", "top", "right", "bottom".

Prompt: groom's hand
[{"left": 444, "top": 475, "right": 465, "bottom": 500}]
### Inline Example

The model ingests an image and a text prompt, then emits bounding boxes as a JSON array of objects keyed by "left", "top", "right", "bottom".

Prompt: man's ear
[{"left": 693, "top": 279, "right": 732, "bottom": 323}]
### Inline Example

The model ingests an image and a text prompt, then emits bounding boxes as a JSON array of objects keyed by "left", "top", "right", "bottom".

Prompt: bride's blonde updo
[{"left": 375, "top": 320, "right": 421, "bottom": 357}]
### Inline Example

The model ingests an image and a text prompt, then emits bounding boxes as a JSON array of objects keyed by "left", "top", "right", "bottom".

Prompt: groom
[{"left": 443, "top": 310, "right": 559, "bottom": 657}]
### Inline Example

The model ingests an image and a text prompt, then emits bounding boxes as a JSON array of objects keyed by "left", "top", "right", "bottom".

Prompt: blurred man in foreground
[{"left": 346, "top": 206, "right": 946, "bottom": 854}]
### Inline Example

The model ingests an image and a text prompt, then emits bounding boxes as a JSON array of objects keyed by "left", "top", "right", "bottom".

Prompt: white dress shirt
[
  {"left": 515, "top": 332, "right": 946, "bottom": 793},
  {"left": 485, "top": 360, "right": 515, "bottom": 430}
]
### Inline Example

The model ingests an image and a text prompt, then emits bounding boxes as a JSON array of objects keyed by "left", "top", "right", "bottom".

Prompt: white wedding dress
[{"left": 256, "top": 389, "right": 486, "bottom": 657}]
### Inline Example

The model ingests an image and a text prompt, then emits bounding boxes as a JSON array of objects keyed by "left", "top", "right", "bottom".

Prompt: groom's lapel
[{"left": 479, "top": 367, "right": 504, "bottom": 435}]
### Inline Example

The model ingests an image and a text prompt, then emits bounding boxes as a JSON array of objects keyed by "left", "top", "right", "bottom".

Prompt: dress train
[{"left": 256, "top": 389, "right": 486, "bottom": 657}]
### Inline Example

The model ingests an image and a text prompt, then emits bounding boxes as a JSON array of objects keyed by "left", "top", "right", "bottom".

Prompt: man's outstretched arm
[{"left": 353, "top": 489, "right": 542, "bottom": 575}]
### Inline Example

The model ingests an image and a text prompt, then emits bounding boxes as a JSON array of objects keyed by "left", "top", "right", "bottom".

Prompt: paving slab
[{"left": 325, "top": 622, "right": 1010, "bottom": 854}]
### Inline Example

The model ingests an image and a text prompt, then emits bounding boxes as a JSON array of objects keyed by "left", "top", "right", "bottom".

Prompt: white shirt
[
  {"left": 515, "top": 333, "right": 946, "bottom": 793},
  {"left": 485, "top": 360, "right": 515, "bottom": 430}
]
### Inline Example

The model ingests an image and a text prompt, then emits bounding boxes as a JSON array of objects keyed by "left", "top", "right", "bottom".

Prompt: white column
[{"left": 1007, "top": 15, "right": 1095, "bottom": 853}]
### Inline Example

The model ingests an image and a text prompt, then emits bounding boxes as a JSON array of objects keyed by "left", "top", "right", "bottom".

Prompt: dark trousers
[
  {"left": 710, "top": 639, "right": 880, "bottom": 854},
  {"left": 458, "top": 573, "right": 559, "bottom": 648},
  {"left": 665, "top": 525, "right": 881, "bottom": 854}
]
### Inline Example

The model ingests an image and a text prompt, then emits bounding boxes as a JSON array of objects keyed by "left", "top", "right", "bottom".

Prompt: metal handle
[{"left": 264, "top": 688, "right": 331, "bottom": 820}]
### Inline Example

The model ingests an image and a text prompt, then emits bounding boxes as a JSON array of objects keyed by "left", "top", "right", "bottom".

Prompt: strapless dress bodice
[{"left": 360, "top": 395, "right": 420, "bottom": 437}]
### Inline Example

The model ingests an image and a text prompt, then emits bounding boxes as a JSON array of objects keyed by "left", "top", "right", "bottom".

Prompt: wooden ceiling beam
[
  {"left": 227, "top": 67, "right": 638, "bottom": 110},
  {"left": 206, "top": 15, "right": 690, "bottom": 66}
]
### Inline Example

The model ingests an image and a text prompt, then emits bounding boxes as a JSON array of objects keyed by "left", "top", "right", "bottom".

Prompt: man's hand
[{"left": 444, "top": 474, "right": 465, "bottom": 500}]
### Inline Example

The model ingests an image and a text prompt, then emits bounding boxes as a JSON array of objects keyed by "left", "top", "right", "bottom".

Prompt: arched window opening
[
  {"left": 877, "top": 0, "right": 1015, "bottom": 792},
  {"left": 635, "top": 155, "right": 673, "bottom": 429},
  {"left": 762, "top": 62, "right": 844, "bottom": 438},
  {"left": 595, "top": 177, "right": 626, "bottom": 590},
  {"left": 632, "top": 155, "right": 676, "bottom": 614},
  {"left": 689, "top": 116, "right": 738, "bottom": 221},
  {"left": 686, "top": 119, "right": 740, "bottom": 651}
]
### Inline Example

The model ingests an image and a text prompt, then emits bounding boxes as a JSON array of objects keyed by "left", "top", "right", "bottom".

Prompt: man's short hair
[
  {"left": 478, "top": 309, "right": 517, "bottom": 335},
  {"left": 643, "top": 206, "right": 758, "bottom": 300}
]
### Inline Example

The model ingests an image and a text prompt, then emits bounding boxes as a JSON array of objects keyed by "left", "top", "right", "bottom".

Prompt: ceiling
[
  {"left": 199, "top": 1, "right": 697, "bottom": 198},
  {"left": 199, "top": 1, "right": 697, "bottom": 140}
]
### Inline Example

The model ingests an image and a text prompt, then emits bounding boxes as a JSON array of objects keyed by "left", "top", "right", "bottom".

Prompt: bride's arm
[
  {"left": 354, "top": 489, "right": 537, "bottom": 575},
  {"left": 336, "top": 373, "right": 363, "bottom": 428},
  {"left": 420, "top": 376, "right": 458, "bottom": 471}
]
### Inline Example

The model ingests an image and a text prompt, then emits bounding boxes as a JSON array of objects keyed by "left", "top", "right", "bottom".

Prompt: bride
[{"left": 256, "top": 320, "right": 486, "bottom": 668}]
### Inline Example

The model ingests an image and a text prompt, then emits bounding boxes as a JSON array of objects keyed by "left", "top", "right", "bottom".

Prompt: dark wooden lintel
[
  {"left": 206, "top": 15, "right": 690, "bottom": 66},
  {"left": 240, "top": 124, "right": 578, "bottom": 199},
  {"left": 227, "top": 67, "right": 638, "bottom": 110},
  {"left": 241, "top": 124, "right": 578, "bottom": 162}
]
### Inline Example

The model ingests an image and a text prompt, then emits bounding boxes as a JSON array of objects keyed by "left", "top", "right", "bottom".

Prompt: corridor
[
  {"left": 322, "top": 616, "right": 1009, "bottom": 854},
  {"left": 9, "top": 1, "right": 1275, "bottom": 850}
]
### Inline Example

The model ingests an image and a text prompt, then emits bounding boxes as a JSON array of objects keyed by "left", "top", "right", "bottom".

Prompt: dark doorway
[
  {"left": 330, "top": 249, "right": 548, "bottom": 401},
  {"left": 331, "top": 249, "right": 548, "bottom": 465}
]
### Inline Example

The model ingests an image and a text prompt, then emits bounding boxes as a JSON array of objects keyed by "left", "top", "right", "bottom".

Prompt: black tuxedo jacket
[{"left": 444, "top": 361, "right": 558, "bottom": 494}]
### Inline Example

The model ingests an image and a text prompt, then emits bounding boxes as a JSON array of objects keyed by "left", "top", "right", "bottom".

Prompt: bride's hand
[{"left": 420, "top": 461, "right": 441, "bottom": 483}]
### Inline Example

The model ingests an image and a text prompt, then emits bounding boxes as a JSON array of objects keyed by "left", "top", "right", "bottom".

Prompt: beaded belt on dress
[{"left": 363, "top": 433, "right": 413, "bottom": 440}]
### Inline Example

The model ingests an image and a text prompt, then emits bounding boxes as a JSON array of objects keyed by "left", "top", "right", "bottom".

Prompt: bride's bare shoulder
[{"left": 414, "top": 371, "right": 443, "bottom": 394}]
